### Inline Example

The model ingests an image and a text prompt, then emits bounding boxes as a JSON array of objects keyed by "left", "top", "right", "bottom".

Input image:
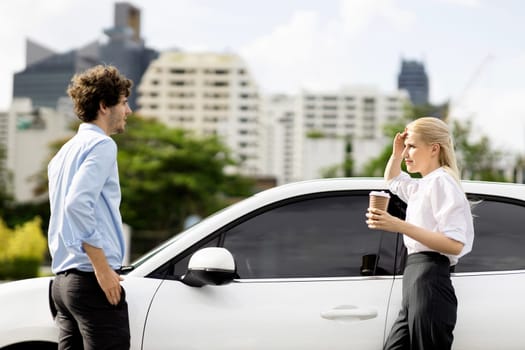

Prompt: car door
[
  {"left": 452, "top": 195, "right": 525, "bottom": 349},
  {"left": 386, "top": 194, "right": 525, "bottom": 350},
  {"left": 141, "top": 191, "right": 399, "bottom": 349}
]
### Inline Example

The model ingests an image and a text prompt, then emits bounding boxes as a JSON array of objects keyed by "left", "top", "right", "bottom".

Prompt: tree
[
  {"left": 451, "top": 119, "right": 507, "bottom": 181},
  {"left": 0, "top": 144, "right": 13, "bottom": 216},
  {"left": 112, "top": 116, "right": 254, "bottom": 237},
  {"left": 0, "top": 217, "right": 47, "bottom": 280}
]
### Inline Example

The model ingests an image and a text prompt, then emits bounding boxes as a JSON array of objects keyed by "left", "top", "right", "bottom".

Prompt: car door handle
[{"left": 321, "top": 305, "right": 378, "bottom": 321}]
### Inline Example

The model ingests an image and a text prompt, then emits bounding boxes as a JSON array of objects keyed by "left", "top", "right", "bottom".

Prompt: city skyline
[{"left": 1, "top": 0, "right": 524, "bottom": 153}]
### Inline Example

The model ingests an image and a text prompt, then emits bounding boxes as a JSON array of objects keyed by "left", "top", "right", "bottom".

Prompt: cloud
[
  {"left": 471, "top": 89, "right": 525, "bottom": 153},
  {"left": 240, "top": 11, "right": 345, "bottom": 93},
  {"left": 435, "top": 0, "right": 482, "bottom": 7},
  {"left": 240, "top": 0, "right": 415, "bottom": 93},
  {"left": 451, "top": 53, "right": 525, "bottom": 153},
  {"left": 340, "top": 0, "right": 415, "bottom": 35},
  {"left": 0, "top": 0, "right": 100, "bottom": 109}
]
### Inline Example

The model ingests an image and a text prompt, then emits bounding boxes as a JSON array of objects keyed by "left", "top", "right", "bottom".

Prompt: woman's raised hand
[{"left": 392, "top": 129, "right": 407, "bottom": 158}]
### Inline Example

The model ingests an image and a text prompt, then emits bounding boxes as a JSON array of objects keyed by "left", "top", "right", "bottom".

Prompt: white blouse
[{"left": 389, "top": 167, "right": 474, "bottom": 266}]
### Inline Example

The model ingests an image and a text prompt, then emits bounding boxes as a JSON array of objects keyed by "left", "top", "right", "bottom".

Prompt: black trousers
[
  {"left": 383, "top": 252, "right": 457, "bottom": 350},
  {"left": 52, "top": 270, "right": 130, "bottom": 350}
]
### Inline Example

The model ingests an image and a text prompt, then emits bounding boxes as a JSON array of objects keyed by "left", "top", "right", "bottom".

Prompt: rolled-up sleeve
[
  {"left": 430, "top": 177, "right": 468, "bottom": 245},
  {"left": 389, "top": 172, "right": 419, "bottom": 203}
]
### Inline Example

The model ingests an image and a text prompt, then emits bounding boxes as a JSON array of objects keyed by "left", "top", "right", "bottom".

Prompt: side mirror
[{"left": 181, "top": 247, "right": 237, "bottom": 287}]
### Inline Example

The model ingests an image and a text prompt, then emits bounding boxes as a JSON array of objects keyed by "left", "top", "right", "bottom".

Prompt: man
[{"left": 48, "top": 65, "right": 132, "bottom": 349}]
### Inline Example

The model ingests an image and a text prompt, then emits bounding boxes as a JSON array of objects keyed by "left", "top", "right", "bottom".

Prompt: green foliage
[
  {"left": 3, "top": 200, "right": 50, "bottom": 230},
  {"left": 452, "top": 119, "right": 508, "bottom": 181},
  {"left": 343, "top": 157, "right": 354, "bottom": 177},
  {"left": 306, "top": 130, "right": 325, "bottom": 139},
  {"left": 112, "top": 116, "right": 254, "bottom": 236},
  {"left": 0, "top": 217, "right": 47, "bottom": 280},
  {"left": 321, "top": 158, "right": 354, "bottom": 178},
  {"left": 362, "top": 146, "right": 395, "bottom": 177},
  {"left": 0, "top": 143, "right": 14, "bottom": 216}
]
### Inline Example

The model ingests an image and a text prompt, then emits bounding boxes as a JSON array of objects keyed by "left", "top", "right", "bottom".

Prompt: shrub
[{"left": 0, "top": 217, "right": 47, "bottom": 280}]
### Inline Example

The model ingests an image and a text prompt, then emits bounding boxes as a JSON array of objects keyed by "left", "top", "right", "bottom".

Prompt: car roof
[{"left": 254, "top": 177, "right": 525, "bottom": 202}]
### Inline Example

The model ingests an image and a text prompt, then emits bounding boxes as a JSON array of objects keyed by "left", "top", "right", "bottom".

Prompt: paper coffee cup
[{"left": 369, "top": 191, "right": 390, "bottom": 211}]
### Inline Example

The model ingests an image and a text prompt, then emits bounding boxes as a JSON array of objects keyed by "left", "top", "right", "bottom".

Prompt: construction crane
[{"left": 446, "top": 54, "right": 494, "bottom": 122}]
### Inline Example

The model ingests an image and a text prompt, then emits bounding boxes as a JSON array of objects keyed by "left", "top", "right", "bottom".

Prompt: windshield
[
  {"left": 129, "top": 200, "right": 241, "bottom": 268},
  {"left": 130, "top": 233, "right": 184, "bottom": 268}
]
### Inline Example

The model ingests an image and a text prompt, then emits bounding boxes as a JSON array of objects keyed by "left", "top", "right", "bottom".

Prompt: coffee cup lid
[{"left": 369, "top": 191, "right": 390, "bottom": 198}]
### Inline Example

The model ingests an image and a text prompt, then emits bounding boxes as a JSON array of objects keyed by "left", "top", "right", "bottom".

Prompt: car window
[
  {"left": 222, "top": 192, "right": 394, "bottom": 279},
  {"left": 455, "top": 196, "right": 525, "bottom": 273},
  {"left": 150, "top": 191, "right": 406, "bottom": 280}
]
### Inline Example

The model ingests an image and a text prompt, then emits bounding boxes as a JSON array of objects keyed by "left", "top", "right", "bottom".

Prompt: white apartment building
[
  {"left": 300, "top": 86, "right": 407, "bottom": 140},
  {"left": 137, "top": 51, "right": 261, "bottom": 175},
  {"left": 261, "top": 86, "right": 408, "bottom": 184},
  {"left": 260, "top": 94, "right": 298, "bottom": 184},
  {"left": 299, "top": 86, "right": 408, "bottom": 176},
  {"left": 6, "top": 98, "right": 74, "bottom": 202}
]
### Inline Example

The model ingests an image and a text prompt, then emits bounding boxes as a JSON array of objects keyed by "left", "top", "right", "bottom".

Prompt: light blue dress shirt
[{"left": 48, "top": 123, "right": 126, "bottom": 274}]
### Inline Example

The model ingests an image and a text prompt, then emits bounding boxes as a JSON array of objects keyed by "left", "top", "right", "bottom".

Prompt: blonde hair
[{"left": 407, "top": 117, "right": 461, "bottom": 183}]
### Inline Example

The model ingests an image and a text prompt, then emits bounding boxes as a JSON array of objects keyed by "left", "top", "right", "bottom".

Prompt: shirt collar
[
  {"left": 78, "top": 122, "right": 106, "bottom": 135},
  {"left": 422, "top": 167, "right": 445, "bottom": 180}
]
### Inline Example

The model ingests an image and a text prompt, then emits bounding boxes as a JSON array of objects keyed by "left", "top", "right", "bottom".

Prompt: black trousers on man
[
  {"left": 383, "top": 252, "right": 457, "bottom": 350},
  {"left": 52, "top": 270, "right": 130, "bottom": 350}
]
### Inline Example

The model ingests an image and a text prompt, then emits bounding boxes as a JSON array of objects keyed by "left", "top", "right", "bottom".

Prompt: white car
[{"left": 1, "top": 178, "right": 524, "bottom": 349}]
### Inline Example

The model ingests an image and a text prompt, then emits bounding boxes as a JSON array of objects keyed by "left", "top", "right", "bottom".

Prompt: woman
[{"left": 366, "top": 117, "right": 474, "bottom": 350}]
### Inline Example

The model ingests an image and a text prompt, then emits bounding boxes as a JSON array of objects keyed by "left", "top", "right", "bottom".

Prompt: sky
[{"left": 1, "top": 0, "right": 524, "bottom": 155}]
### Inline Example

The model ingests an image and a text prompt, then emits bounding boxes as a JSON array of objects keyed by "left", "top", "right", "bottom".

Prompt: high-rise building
[
  {"left": 100, "top": 2, "right": 158, "bottom": 110},
  {"left": 12, "top": 40, "right": 99, "bottom": 109},
  {"left": 12, "top": 2, "right": 157, "bottom": 110},
  {"left": 137, "top": 51, "right": 262, "bottom": 175},
  {"left": 397, "top": 59, "right": 429, "bottom": 106}
]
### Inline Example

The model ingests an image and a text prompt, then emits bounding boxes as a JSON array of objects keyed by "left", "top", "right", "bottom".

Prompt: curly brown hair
[{"left": 67, "top": 65, "right": 133, "bottom": 122}]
